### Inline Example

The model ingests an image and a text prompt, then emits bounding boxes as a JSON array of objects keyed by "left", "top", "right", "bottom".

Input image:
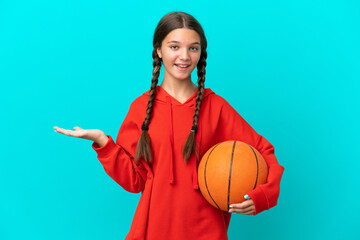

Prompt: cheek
[
  {"left": 162, "top": 51, "right": 177, "bottom": 64},
  {"left": 192, "top": 53, "right": 201, "bottom": 66}
]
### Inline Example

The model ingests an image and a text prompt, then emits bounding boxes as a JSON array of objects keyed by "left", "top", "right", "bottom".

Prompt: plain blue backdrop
[{"left": 1, "top": 0, "right": 359, "bottom": 239}]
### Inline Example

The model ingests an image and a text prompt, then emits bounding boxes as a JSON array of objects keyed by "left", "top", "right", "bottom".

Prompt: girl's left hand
[{"left": 229, "top": 195, "right": 255, "bottom": 215}]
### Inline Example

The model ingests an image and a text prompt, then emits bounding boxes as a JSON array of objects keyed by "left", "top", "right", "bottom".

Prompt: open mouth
[{"left": 174, "top": 64, "right": 190, "bottom": 71}]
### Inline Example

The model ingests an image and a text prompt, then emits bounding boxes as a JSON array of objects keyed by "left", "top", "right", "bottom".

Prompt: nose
[{"left": 179, "top": 48, "right": 190, "bottom": 61}]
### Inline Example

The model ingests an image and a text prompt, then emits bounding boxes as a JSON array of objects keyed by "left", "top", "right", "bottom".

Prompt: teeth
[{"left": 177, "top": 64, "right": 189, "bottom": 67}]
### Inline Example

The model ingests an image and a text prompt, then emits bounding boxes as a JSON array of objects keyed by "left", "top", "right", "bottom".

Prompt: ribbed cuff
[
  {"left": 246, "top": 185, "right": 269, "bottom": 215},
  {"left": 92, "top": 135, "right": 118, "bottom": 157}
]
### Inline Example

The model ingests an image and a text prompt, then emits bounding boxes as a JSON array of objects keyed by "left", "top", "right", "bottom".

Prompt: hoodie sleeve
[
  {"left": 92, "top": 101, "right": 147, "bottom": 193},
  {"left": 215, "top": 96, "right": 285, "bottom": 215}
]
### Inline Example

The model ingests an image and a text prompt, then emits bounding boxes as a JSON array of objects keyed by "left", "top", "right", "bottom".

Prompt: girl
[{"left": 54, "top": 11, "right": 284, "bottom": 240}]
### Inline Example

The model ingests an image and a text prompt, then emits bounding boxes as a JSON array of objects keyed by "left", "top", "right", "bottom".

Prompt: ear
[{"left": 156, "top": 48, "right": 162, "bottom": 59}]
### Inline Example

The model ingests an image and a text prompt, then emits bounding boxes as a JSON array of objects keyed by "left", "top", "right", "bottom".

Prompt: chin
[{"left": 174, "top": 75, "right": 192, "bottom": 81}]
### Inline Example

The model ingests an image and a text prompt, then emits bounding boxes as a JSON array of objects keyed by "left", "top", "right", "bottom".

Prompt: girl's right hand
[{"left": 53, "top": 126, "right": 108, "bottom": 146}]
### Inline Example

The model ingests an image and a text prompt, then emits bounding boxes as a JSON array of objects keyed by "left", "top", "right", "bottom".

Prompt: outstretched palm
[{"left": 53, "top": 126, "right": 104, "bottom": 142}]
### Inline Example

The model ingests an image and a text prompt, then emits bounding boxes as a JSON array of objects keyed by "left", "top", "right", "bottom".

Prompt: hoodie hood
[{"left": 143, "top": 85, "right": 215, "bottom": 189}]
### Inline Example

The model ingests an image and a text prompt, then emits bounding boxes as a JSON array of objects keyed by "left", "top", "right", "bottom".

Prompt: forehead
[{"left": 163, "top": 28, "right": 200, "bottom": 44}]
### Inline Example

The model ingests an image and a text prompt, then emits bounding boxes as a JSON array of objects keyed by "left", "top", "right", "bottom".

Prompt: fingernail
[{"left": 244, "top": 194, "right": 249, "bottom": 199}]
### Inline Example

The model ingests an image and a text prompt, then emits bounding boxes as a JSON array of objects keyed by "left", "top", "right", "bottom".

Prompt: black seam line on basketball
[
  {"left": 204, "top": 143, "right": 221, "bottom": 210},
  {"left": 248, "top": 145, "right": 259, "bottom": 190},
  {"left": 227, "top": 141, "right": 236, "bottom": 212}
]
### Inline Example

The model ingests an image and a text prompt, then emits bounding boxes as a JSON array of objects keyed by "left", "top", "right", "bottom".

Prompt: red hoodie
[{"left": 92, "top": 85, "right": 285, "bottom": 240}]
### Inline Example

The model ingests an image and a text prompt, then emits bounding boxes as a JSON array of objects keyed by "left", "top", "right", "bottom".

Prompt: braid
[
  {"left": 183, "top": 50, "right": 207, "bottom": 163},
  {"left": 135, "top": 49, "right": 162, "bottom": 164}
]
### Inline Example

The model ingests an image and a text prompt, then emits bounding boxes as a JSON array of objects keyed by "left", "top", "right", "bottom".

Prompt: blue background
[{"left": 1, "top": 0, "right": 359, "bottom": 239}]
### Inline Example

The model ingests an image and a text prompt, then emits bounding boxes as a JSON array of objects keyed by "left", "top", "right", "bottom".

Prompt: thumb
[{"left": 73, "top": 126, "right": 83, "bottom": 130}]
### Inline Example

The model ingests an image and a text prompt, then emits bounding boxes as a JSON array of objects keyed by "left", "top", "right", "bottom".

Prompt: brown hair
[{"left": 135, "top": 12, "right": 207, "bottom": 165}]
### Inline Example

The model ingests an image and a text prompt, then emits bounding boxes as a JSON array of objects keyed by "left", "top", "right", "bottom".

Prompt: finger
[
  {"left": 237, "top": 205, "right": 254, "bottom": 212},
  {"left": 230, "top": 204, "right": 253, "bottom": 213},
  {"left": 230, "top": 200, "right": 253, "bottom": 209},
  {"left": 62, "top": 129, "right": 74, "bottom": 136},
  {"left": 240, "top": 209, "right": 255, "bottom": 215},
  {"left": 55, "top": 127, "right": 74, "bottom": 137},
  {"left": 230, "top": 209, "right": 254, "bottom": 215},
  {"left": 230, "top": 205, "right": 254, "bottom": 214},
  {"left": 73, "top": 126, "right": 82, "bottom": 130},
  {"left": 54, "top": 127, "right": 64, "bottom": 133},
  {"left": 55, "top": 127, "right": 65, "bottom": 134}
]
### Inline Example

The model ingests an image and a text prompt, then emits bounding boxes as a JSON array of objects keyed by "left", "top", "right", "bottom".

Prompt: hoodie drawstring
[
  {"left": 165, "top": 94, "right": 202, "bottom": 190},
  {"left": 166, "top": 96, "right": 175, "bottom": 185}
]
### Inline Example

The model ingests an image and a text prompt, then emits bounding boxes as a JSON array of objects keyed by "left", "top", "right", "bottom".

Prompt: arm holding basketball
[
  {"left": 216, "top": 96, "right": 285, "bottom": 215},
  {"left": 244, "top": 135, "right": 285, "bottom": 215}
]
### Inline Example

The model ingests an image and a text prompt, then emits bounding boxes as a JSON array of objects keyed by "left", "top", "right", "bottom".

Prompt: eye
[
  {"left": 190, "top": 47, "right": 199, "bottom": 51},
  {"left": 170, "top": 45, "right": 179, "bottom": 50}
]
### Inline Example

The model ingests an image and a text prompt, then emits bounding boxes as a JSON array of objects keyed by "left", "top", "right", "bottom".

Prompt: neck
[{"left": 160, "top": 79, "right": 197, "bottom": 97}]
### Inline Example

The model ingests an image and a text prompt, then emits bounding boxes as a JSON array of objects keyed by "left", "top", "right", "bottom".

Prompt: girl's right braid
[{"left": 135, "top": 49, "right": 162, "bottom": 164}]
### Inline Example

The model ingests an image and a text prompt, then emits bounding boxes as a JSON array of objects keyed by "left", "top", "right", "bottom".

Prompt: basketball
[{"left": 198, "top": 140, "right": 268, "bottom": 212}]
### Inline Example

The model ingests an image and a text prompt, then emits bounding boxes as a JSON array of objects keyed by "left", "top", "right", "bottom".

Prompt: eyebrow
[{"left": 167, "top": 40, "right": 200, "bottom": 45}]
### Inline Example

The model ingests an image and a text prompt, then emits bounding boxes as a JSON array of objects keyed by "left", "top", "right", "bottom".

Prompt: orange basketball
[{"left": 198, "top": 140, "right": 268, "bottom": 212}]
